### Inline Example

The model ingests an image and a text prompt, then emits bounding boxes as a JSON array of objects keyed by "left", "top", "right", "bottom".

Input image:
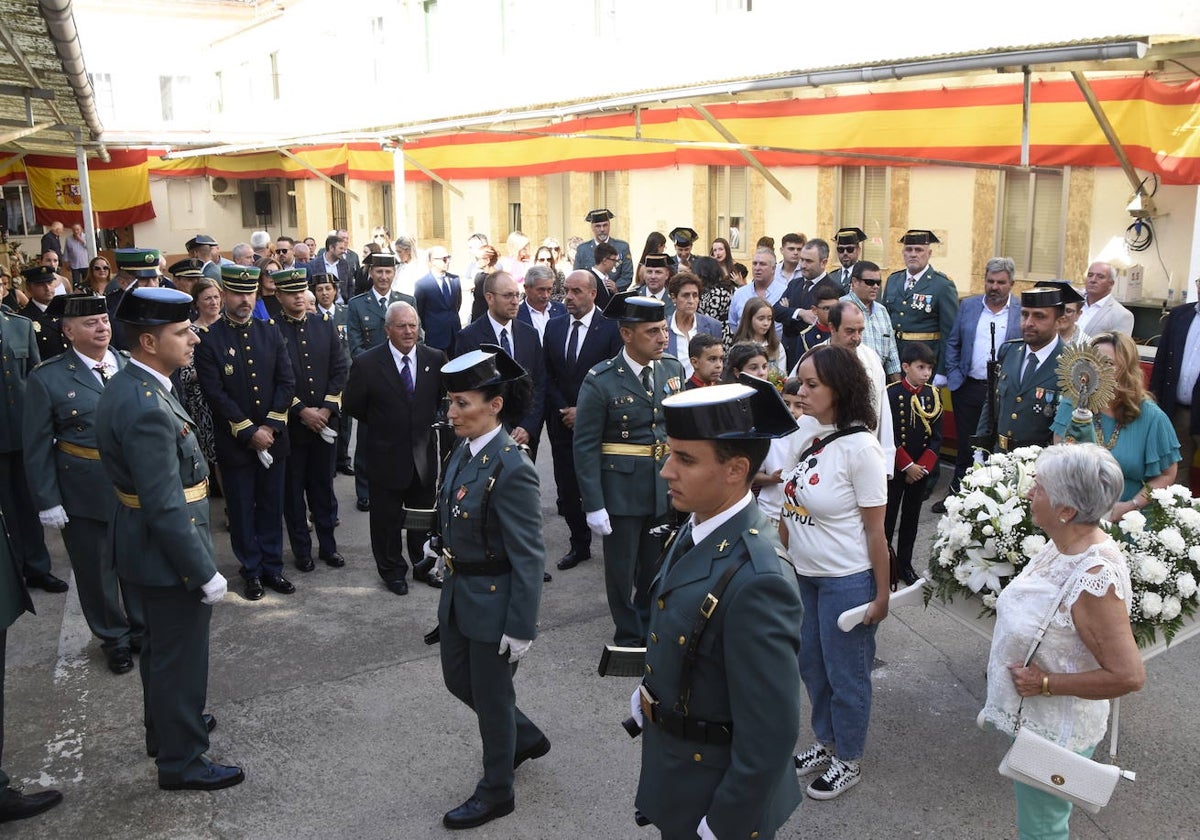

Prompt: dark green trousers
[{"left": 61, "top": 516, "right": 143, "bottom": 652}]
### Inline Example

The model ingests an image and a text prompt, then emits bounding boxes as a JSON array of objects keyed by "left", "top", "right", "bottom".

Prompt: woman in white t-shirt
[{"left": 779, "top": 344, "right": 890, "bottom": 802}]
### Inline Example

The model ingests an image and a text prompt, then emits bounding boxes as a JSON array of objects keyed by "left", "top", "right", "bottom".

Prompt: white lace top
[{"left": 981, "top": 538, "right": 1132, "bottom": 751}]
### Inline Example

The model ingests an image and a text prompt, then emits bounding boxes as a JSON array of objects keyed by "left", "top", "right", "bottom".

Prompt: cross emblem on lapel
[
  {"left": 480, "top": 454, "right": 489, "bottom": 464},
  {"left": 717, "top": 540, "right": 730, "bottom": 552}
]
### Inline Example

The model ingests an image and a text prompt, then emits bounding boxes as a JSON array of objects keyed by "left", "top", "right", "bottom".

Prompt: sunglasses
[
  {"left": 857, "top": 278, "right": 881, "bottom": 286},
  {"left": 276, "top": 248, "right": 290, "bottom": 253},
  {"left": 836, "top": 245, "right": 857, "bottom": 254}
]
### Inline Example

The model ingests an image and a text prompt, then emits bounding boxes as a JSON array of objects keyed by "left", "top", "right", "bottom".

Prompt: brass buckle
[
  {"left": 442, "top": 548, "right": 455, "bottom": 574},
  {"left": 699, "top": 593, "right": 718, "bottom": 618},
  {"left": 653, "top": 441, "right": 670, "bottom": 460}
]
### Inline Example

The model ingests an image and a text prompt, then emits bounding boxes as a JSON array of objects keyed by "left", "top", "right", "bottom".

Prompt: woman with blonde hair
[{"left": 1052, "top": 330, "right": 1179, "bottom": 519}]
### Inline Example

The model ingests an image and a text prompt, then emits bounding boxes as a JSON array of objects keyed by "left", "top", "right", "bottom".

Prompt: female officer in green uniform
[{"left": 436, "top": 345, "right": 548, "bottom": 830}]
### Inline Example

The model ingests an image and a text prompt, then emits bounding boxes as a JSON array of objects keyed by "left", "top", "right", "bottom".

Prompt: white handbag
[{"left": 996, "top": 564, "right": 1136, "bottom": 814}]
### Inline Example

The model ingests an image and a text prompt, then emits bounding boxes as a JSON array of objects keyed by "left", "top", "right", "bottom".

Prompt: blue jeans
[
  {"left": 796, "top": 570, "right": 877, "bottom": 761},
  {"left": 1012, "top": 743, "right": 1097, "bottom": 840}
]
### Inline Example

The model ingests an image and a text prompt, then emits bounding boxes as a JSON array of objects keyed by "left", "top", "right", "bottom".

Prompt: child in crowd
[
  {"left": 885, "top": 342, "right": 942, "bottom": 584},
  {"left": 798, "top": 280, "right": 842, "bottom": 355},
  {"left": 721, "top": 341, "right": 769, "bottom": 383},
  {"left": 732, "top": 297, "right": 786, "bottom": 378},
  {"left": 755, "top": 378, "right": 803, "bottom": 525},
  {"left": 685, "top": 333, "right": 725, "bottom": 389}
]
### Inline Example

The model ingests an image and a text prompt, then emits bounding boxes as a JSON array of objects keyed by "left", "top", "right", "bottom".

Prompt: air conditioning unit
[{"left": 209, "top": 176, "right": 238, "bottom": 198}]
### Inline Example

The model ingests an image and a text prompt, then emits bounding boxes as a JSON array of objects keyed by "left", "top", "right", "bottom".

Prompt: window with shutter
[
  {"left": 998, "top": 171, "right": 1064, "bottom": 279},
  {"left": 709, "top": 166, "right": 749, "bottom": 254},
  {"left": 837, "top": 166, "right": 889, "bottom": 266}
]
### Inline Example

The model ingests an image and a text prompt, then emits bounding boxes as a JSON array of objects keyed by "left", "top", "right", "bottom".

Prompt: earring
[{"left": 1059, "top": 517, "right": 1068, "bottom": 524}]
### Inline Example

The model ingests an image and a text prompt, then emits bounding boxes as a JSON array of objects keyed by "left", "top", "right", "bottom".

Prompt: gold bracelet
[{"left": 1041, "top": 675, "right": 1052, "bottom": 697}]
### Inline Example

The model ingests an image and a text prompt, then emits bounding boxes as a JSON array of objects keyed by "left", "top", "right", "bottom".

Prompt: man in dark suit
[
  {"left": 414, "top": 245, "right": 462, "bottom": 356},
  {"left": 773, "top": 239, "right": 830, "bottom": 371},
  {"left": 456, "top": 272, "right": 546, "bottom": 460},
  {"left": 1150, "top": 274, "right": 1200, "bottom": 494},
  {"left": 933, "top": 257, "right": 1021, "bottom": 510},
  {"left": 195, "top": 266, "right": 296, "bottom": 602},
  {"left": 95, "top": 287, "right": 242, "bottom": 792},
  {"left": 309, "top": 234, "right": 354, "bottom": 304},
  {"left": 975, "top": 287, "right": 1066, "bottom": 455},
  {"left": 18, "top": 266, "right": 67, "bottom": 360},
  {"left": 342, "top": 302, "right": 447, "bottom": 595},
  {"left": 543, "top": 271, "right": 622, "bottom": 571},
  {"left": 828, "top": 227, "right": 867, "bottom": 292},
  {"left": 516, "top": 264, "right": 566, "bottom": 342},
  {"left": 22, "top": 294, "right": 143, "bottom": 673}
]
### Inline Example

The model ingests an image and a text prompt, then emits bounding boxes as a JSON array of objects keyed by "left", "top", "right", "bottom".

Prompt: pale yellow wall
[
  {"left": 626, "top": 167, "right": 695, "bottom": 253},
  {"left": 448, "top": 179, "right": 498, "bottom": 247},
  {"left": 762, "top": 167, "right": 821, "bottom": 244},
  {"left": 905, "top": 167, "right": 976, "bottom": 284}
]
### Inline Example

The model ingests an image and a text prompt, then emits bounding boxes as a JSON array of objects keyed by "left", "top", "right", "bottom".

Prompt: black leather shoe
[
  {"left": 930, "top": 499, "right": 948, "bottom": 514},
  {"left": 543, "top": 571, "right": 553, "bottom": 583},
  {"left": 556, "top": 549, "right": 590, "bottom": 571},
  {"left": 355, "top": 498, "right": 370, "bottom": 512},
  {"left": 513, "top": 735, "right": 550, "bottom": 769},
  {"left": 262, "top": 575, "right": 295, "bottom": 594},
  {"left": 899, "top": 565, "right": 919, "bottom": 586},
  {"left": 319, "top": 551, "right": 345, "bottom": 568},
  {"left": 413, "top": 570, "right": 443, "bottom": 589},
  {"left": 25, "top": 572, "right": 68, "bottom": 593},
  {"left": 443, "top": 796, "right": 514, "bottom": 830},
  {"left": 0, "top": 786, "right": 63, "bottom": 823},
  {"left": 129, "top": 635, "right": 143, "bottom": 654},
  {"left": 159, "top": 762, "right": 244, "bottom": 792},
  {"left": 147, "top": 713, "right": 216, "bottom": 758},
  {"left": 244, "top": 578, "right": 265, "bottom": 601},
  {"left": 337, "top": 463, "right": 355, "bottom": 476},
  {"left": 106, "top": 649, "right": 134, "bottom": 675},
  {"left": 294, "top": 556, "right": 315, "bottom": 572},
  {"left": 387, "top": 579, "right": 409, "bottom": 596}
]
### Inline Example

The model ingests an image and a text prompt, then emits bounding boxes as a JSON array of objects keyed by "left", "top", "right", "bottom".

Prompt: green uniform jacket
[
  {"left": 0, "top": 309, "right": 40, "bottom": 453},
  {"left": 976, "top": 338, "right": 1064, "bottom": 449},
  {"left": 881, "top": 266, "right": 959, "bottom": 376},
  {"left": 0, "top": 513, "right": 34, "bottom": 630},
  {"left": 95, "top": 364, "right": 216, "bottom": 590},
  {"left": 573, "top": 353, "right": 685, "bottom": 518},
  {"left": 636, "top": 502, "right": 802, "bottom": 839},
  {"left": 346, "top": 290, "right": 415, "bottom": 358},
  {"left": 22, "top": 349, "right": 127, "bottom": 521},
  {"left": 437, "top": 431, "right": 544, "bottom": 643}
]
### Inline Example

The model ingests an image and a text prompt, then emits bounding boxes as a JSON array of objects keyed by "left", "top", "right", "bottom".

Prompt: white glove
[
  {"left": 932, "top": 374, "right": 948, "bottom": 388},
  {"left": 319, "top": 426, "right": 338, "bottom": 444},
  {"left": 38, "top": 505, "right": 69, "bottom": 530},
  {"left": 586, "top": 509, "right": 612, "bottom": 536},
  {"left": 629, "top": 685, "right": 644, "bottom": 729},
  {"left": 257, "top": 450, "right": 274, "bottom": 469},
  {"left": 697, "top": 816, "right": 717, "bottom": 840},
  {"left": 200, "top": 572, "right": 228, "bottom": 604},
  {"left": 498, "top": 635, "right": 533, "bottom": 662}
]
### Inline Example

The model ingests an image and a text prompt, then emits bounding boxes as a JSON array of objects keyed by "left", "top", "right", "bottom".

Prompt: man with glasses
[
  {"left": 773, "top": 239, "right": 830, "bottom": 370},
  {"left": 841, "top": 261, "right": 900, "bottom": 382},
  {"left": 881, "top": 229, "right": 959, "bottom": 379},
  {"left": 414, "top": 246, "right": 462, "bottom": 356},
  {"left": 829, "top": 227, "right": 868, "bottom": 293},
  {"left": 275, "top": 237, "right": 296, "bottom": 269}
]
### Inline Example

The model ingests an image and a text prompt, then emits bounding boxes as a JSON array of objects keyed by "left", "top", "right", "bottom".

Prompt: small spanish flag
[{"left": 24, "top": 149, "right": 155, "bottom": 228}]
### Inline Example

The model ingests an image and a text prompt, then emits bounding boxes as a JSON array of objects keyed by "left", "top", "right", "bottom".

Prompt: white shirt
[
  {"left": 1021, "top": 336, "right": 1060, "bottom": 376},
  {"left": 781, "top": 416, "right": 887, "bottom": 577},
  {"left": 564, "top": 307, "right": 596, "bottom": 358},
  {"left": 389, "top": 343, "right": 417, "bottom": 387},
  {"left": 129, "top": 358, "right": 173, "bottom": 393},
  {"left": 969, "top": 297, "right": 1016, "bottom": 380},
  {"left": 728, "top": 278, "right": 787, "bottom": 335},
  {"left": 487, "top": 313, "right": 516, "bottom": 351},
  {"left": 468, "top": 423, "right": 503, "bottom": 458},
  {"left": 690, "top": 491, "right": 754, "bottom": 545},
  {"left": 523, "top": 303, "right": 550, "bottom": 340},
  {"left": 905, "top": 266, "right": 931, "bottom": 286},
  {"left": 1176, "top": 304, "right": 1200, "bottom": 405},
  {"left": 74, "top": 347, "right": 117, "bottom": 384},
  {"left": 1077, "top": 293, "right": 1113, "bottom": 333},
  {"left": 669, "top": 313, "right": 698, "bottom": 379},
  {"left": 621, "top": 348, "right": 653, "bottom": 383}
]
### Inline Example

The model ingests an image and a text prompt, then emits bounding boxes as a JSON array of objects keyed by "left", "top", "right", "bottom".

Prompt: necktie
[
  {"left": 904, "top": 275, "right": 917, "bottom": 292},
  {"left": 378, "top": 295, "right": 387, "bottom": 311},
  {"left": 567, "top": 319, "right": 582, "bottom": 363},
  {"left": 441, "top": 278, "right": 451, "bottom": 303},
  {"left": 400, "top": 355, "right": 414, "bottom": 396},
  {"left": 93, "top": 363, "right": 110, "bottom": 383},
  {"left": 499, "top": 327, "right": 512, "bottom": 356},
  {"left": 1019, "top": 352, "right": 1039, "bottom": 390},
  {"left": 641, "top": 365, "right": 653, "bottom": 395},
  {"left": 660, "top": 524, "right": 694, "bottom": 578}
]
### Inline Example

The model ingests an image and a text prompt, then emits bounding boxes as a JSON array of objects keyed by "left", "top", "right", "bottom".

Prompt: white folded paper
[{"left": 837, "top": 578, "right": 927, "bottom": 631}]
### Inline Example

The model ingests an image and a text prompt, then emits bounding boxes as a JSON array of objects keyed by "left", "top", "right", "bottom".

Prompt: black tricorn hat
[
  {"left": 834, "top": 227, "right": 868, "bottom": 246},
  {"left": 366, "top": 252, "right": 397, "bottom": 268},
  {"left": 114, "top": 287, "right": 194, "bottom": 325},
  {"left": 1036, "top": 281, "right": 1084, "bottom": 306},
  {"left": 663, "top": 375, "right": 799, "bottom": 440},
  {"left": 641, "top": 253, "right": 672, "bottom": 269},
  {"left": 57, "top": 293, "right": 107, "bottom": 319},
  {"left": 669, "top": 227, "right": 698, "bottom": 246},
  {"left": 585, "top": 208, "right": 614, "bottom": 223},
  {"left": 1020, "top": 287, "right": 1064, "bottom": 308},
  {"left": 899, "top": 229, "right": 940, "bottom": 245},
  {"left": 602, "top": 290, "right": 666, "bottom": 323},
  {"left": 441, "top": 343, "right": 527, "bottom": 392}
]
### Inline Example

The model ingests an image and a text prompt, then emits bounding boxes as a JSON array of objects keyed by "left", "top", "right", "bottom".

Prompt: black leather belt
[
  {"left": 653, "top": 708, "right": 733, "bottom": 746},
  {"left": 443, "top": 553, "right": 512, "bottom": 576}
]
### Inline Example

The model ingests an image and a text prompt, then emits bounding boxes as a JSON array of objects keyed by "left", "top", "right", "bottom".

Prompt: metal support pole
[
  {"left": 75, "top": 136, "right": 97, "bottom": 258},
  {"left": 392, "top": 146, "right": 406, "bottom": 239},
  {"left": 1020, "top": 66, "right": 1031, "bottom": 168}
]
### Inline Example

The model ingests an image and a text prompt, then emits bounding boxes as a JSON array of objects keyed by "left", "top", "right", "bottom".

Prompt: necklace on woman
[{"left": 1093, "top": 416, "right": 1121, "bottom": 450}]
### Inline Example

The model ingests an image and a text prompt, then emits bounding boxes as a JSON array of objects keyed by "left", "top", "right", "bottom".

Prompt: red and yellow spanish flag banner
[
  {"left": 142, "top": 75, "right": 1200, "bottom": 185},
  {"left": 24, "top": 150, "right": 154, "bottom": 227}
]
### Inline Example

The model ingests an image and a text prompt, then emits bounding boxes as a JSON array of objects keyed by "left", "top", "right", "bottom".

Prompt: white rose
[
  {"left": 982, "top": 593, "right": 998, "bottom": 609},
  {"left": 944, "top": 496, "right": 963, "bottom": 515},
  {"left": 1119, "top": 511, "right": 1147, "bottom": 534},
  {"left": 1151, "top": 487, "right": 1175, "bottom": 506},
  {"left": 1138, "top": 557, "right": 1170, "bottom": 585},
  {"left": 1160, "top": 528, "right": 1186, "bottom": 555},
  {"left": 1176, "top": 572, "right": 1197, "bottom": 599},
  {"left": 1188, "top": 546, "right": 1200, "bottom": 565},
  {"left": 982, "top": 524, "right": 995, "bottom": 536},
  {"left": 1175, "top": 507, "right": 1200, "bottom": 531},
  {"left": 938, "top": 548, "right": 956, "bottom": 568},
  {"left": 1021, "top": 535, "right": 1047, "bottom": 557},
  {"left": 954, "top": 565, "right": 971, "bottom": 585},
  {"left": 1141, "top": 592, "right": 1163, "bottom": 618},
  {"left": 1174, "top": 484, "right": 1193, "bottom": 500},
  {"left": 1161, "top": 595, "right": 1182, "bottom": 621}
]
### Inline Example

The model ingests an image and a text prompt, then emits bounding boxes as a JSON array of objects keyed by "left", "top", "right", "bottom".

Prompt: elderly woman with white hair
[{"left": 980, "top": 443, "right": 1145, "bottom": 840}]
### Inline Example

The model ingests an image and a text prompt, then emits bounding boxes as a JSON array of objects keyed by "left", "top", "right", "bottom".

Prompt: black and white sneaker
[
  {"left": 793, "top": 743, "right": 832, "bottom": 777},
  {"left": 806, "top": 757, "right": 861, "bottom": 800}
]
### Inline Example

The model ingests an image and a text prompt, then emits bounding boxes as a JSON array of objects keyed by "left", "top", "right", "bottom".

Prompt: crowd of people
[{"left": 0, "top": 207, "right": 1194, "bottom": 838}]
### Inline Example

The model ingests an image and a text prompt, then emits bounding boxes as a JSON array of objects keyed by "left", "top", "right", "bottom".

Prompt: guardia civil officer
[
  {"left": 881, "top": 229, "right": 959, "bottom": 377},
  {"left": 273, "top": 268, "right": 348, "bottom": 571},
  {"left": 436, "top": 346, "right": 548, "bottom": 830},
  {"left": 95, "top": 287, "right": 242, "bottom": 791},
  {"left": 22, "top": 294, "right": 144, "bottom": 673},
  {"left": 195, "top": 265, "right": 296, "bottom": 601},
  {"left": 975, "top": 286, "right": 1067, "bottom": 454},
  {"left": 574, "top": 292, "right": 685, "bottom": 646},
  {"left": 18, "top": 266, "right": 67, "bottom": 360},
  {"left": 630, "top": 377, "right": 803, "bottom": 839}
]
